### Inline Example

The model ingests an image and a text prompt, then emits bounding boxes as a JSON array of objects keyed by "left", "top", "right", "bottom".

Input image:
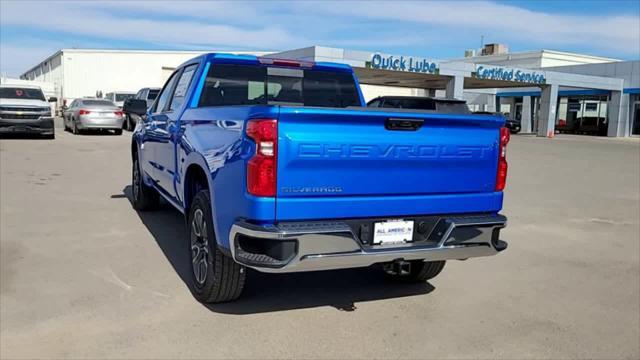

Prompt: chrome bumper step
[{"left": 229, "top": 214, "right": 507, "bottom": 273}]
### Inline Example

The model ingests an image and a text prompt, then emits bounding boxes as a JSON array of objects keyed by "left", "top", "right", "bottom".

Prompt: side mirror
[
  {"left": 123, "top": 99, "right": 148, "bottom": 116},
  {"left": 48, "top": 97, "right": 58, "bottom": 102}
]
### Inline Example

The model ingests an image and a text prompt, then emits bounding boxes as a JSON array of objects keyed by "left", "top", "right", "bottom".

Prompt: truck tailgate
[{"left": 275, "top": 107, "right": 504, "bottom": 220}]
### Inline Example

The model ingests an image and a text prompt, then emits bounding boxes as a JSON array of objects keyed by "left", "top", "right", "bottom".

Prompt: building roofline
[
  {"left": 447, "top": 49, "right": 619, "bottom": 63},
  {"left": 20, "top": 48, "right": 273, "bottom": 77},
  {"left": 538, "top": 49, "right": 620, "bottom": 62},
  {"left": 21, "top": 50, "right": 63, "bottom": 77}
]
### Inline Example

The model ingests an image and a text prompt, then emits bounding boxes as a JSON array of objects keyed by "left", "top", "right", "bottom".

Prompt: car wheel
[
  {"left": 125, "top": 115, "right": 133, "bottom": 131},
  {"left": 385, "top": 260, "right": 445, "bottom": 282},
  {"left": 72, "top": 119, "right": 80, "bottom": 135},
  {"left": 189, "top": 189, "right": 246, "bottom": 303},
  {"left": 131, "top": 154, "right": 159, "bottom": 211},
  {"left": 114, "top": 129, "right": 123, "bottom": 135}
]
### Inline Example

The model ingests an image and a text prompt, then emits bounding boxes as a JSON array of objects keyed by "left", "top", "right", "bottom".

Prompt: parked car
[
  {"left": 122, "top": 87, "right": 160, "bottom": 131},
  {"left": 473, "top": 111, "right": 521, "bottom": 134},
  {"left": 63, "top": 98, "right": 124, "bottom": 135},
  {"left": 104, "top": 91, "right": 135, "bottom": 109},
  {"left": 127, "top": 53, "right": 510, "bottom": 303},
  {"left": 367, "top": 96, "right": 471, "bottom": 113},
  {"left": 0, "top": 84, "right": 56, "bottom": 138}
]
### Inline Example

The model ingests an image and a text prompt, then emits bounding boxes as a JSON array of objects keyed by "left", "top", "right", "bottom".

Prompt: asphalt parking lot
[{"left": 1, "top": 119, "right": 639, "bottom": 359}]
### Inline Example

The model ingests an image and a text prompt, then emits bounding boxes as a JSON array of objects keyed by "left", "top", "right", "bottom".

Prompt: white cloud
[
  {"left": 0, "top": 1, "right": 302, "bottom": 49},
  {"left": 1, "top": 0, "right": 638, "bottom": 77},
  {"left": 293, "top": 1, "right": 640, "bottom": 56}
]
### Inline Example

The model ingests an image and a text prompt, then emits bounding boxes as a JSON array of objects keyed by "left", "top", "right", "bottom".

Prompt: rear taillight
[
  {"left": 495, "top": 126, "right": 510, "bottom": 191},
  {"left": 78, "top": 109, "right": 91, "bottom": 115},
  {"left": 114, "top": 111, "right": 124, "bottom": 116},
  {"left": 246, "top": 119, "right": 277, "bottom": 197}
]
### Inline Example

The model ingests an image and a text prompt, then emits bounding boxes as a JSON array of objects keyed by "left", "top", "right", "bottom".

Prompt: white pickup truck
[{"left": 0, "top": 84, "right": 57, "bottom": 139}]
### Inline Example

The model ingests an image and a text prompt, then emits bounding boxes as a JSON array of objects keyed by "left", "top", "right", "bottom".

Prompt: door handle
[{"left": 385, "top": 118, "right": 424, "bottom": 131}]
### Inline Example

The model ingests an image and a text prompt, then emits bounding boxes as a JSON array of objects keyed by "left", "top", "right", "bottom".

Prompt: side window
[
  {"left": 135, "top": 90, "right": 143, "bottom": 99},
  {"left": 153, "top": 72, "right": 180, "bottom": 113},
  {"left": 368, "top": 99, "right": 381, "bottom": 107},
  {"left": 169, "top": 64, "right": 198, "bottom": 110}
]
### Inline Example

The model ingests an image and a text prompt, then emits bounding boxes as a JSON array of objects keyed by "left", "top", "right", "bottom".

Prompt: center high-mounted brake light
[
  {"left": 246, "top": 119, "right": 278, "bottom": 197},
  {"left": 495, "top": 126, "right": 510, "bottom": 191},
  {"left": 78, "top": 109, "right": 91, "bottom": 115},
  {"left": 258, "top": 57, "right": 314, "bottom": 68}
]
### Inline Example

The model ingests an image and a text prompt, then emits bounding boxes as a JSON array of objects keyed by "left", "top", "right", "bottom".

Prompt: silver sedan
[{"left": 63, "top": 99, "right": 124, "bottom": 135}]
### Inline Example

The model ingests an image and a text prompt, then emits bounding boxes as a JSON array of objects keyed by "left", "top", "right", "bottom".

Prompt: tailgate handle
[{"left": 385, "top": 118, "right": 424, "bottom": 131}]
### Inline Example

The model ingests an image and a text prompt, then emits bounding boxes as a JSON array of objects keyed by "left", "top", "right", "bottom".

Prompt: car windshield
[
  {"left": 115, "top": 94, "right": 134, "bottom": 102},
  {"left": 81, "top": 100, "right": 116, "bottom": 107},
  {"left": 0, "top": 87, "right": 46, "bottom": 101},
  {"left": 148, "top": 90, "right": 160, "bottom": 100}
]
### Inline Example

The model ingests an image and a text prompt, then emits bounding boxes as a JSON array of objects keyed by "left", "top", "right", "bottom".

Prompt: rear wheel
[
  {"left": 385, "top": 260, "right": 446, "bottom": 282},
  {"left": 114, "top": 129, "right": 123, "bottom": 135},
  {"left": 131, "top": 153, "right": 159, "bottom": 211},
  {"left": 72, "top": 119, "right": 80, "bottom": 135},
  {"left": 126, "top": 115, "right": 135, "bottom": 131},
  {"left": 189, "top": 190, "right": 246, "bottom": 303}
]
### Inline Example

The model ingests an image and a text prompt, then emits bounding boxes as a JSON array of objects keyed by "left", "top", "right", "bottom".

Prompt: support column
[
  {"left": 607, "top": 91, "right": 628, "bottom": 137},
  {"left": 521, "top": 96, "right": 533, "bottom": 133},
  {"left": 486, "top": 95, "right": 497, "bottom": 112},
  {"left": 427, "top": 89, "right": 436, "bottom": 97},
  {"left": 537, "top": 84, "right": 559, "bottom": 137},
  {"left": 445, "top": 75, "right": 464, "bottom": 99}
]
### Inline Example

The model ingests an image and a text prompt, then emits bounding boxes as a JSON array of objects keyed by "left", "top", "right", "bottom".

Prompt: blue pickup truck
[{"left": 125, "top": 53, "right": 510, "bottom": 303}]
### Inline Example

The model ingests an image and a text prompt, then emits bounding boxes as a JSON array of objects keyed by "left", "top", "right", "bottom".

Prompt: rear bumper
[
  {"left": 78, "top": 115, "right": 124, "bottom": 129},
  {"left": 0, "top": 117, "right": 54, "bottom": 135},
  {"left": 229, "top": 214, "right": 507, "bottom": 273}
]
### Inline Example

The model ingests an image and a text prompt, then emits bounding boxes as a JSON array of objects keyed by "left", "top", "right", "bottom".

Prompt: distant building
[{"left": 20, "top": 46, "right": 639, "bottom": 137}]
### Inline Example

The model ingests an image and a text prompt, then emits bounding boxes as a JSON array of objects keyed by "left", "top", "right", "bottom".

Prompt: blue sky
[{"left": 1, "top": 0, "right": 639, "bottom": 77}]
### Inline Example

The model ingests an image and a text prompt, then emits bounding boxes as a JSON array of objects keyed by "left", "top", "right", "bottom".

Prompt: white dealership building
[{"left": 20, "top": 46, "right": 640, "bottom": 137}]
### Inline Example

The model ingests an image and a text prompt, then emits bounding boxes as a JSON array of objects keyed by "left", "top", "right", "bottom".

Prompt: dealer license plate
[{"left": 373, "top": 220, "right": 414, "bottom": 245}]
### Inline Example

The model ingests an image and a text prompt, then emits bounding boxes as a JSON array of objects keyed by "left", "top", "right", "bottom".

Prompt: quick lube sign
[
  {"left": 369, "top": 53, "right": 439, "bottom": 74},
  {"left": 475, "top": 65, "right": 546, "bottom": 84}
]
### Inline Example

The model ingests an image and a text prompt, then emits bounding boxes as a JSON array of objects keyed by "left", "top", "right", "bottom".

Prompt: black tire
[
  {"left": 72, "top": 119, "right": 80, "bottom": 135},
  {"left": 189, "top": 190, "right": 246, "bottom": 303},
  {"left": 114, "top": 129, "right": 123, "bottom": 135},
  {"left": 44, "top": 133, "right": 55, "bottom": 140},
  {"left": 386, "top": 260, "right": 446, "bottom": 282},
  {"left": 126, "top": 115, "right": 135, "bottom": 131},
  {"left": 131, "top": 153, "right": 159, "bottom": 211}
]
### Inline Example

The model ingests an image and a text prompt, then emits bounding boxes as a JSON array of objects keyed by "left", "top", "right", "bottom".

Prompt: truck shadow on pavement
[{"left": 118, "top": 186, "right": 435, "bottom": 314}]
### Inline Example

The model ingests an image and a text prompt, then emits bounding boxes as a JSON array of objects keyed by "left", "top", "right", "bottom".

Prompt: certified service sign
[
  {"left": 367, "top": 53, "right": 439, "bottom": 74},
  {"left": 474, "top": 65, "right": 546, "bottom": 85}
]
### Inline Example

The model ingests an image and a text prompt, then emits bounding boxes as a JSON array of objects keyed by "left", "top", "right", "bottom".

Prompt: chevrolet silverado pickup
[
  {"left": 126, "top": 53, "right": 510, "bottom": 303},
  {"left": 0, "top": 84, "right": 56, "bottom": 138}
]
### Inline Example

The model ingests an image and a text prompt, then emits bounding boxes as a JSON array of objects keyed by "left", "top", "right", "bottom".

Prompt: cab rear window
[{"left": 198, "top": 64, "right": 360, "bottom": 108}]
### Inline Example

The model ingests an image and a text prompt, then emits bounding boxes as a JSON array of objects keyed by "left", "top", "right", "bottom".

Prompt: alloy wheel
[{"left": 190, "top": 209, "right": 209, "bottom": 286}]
